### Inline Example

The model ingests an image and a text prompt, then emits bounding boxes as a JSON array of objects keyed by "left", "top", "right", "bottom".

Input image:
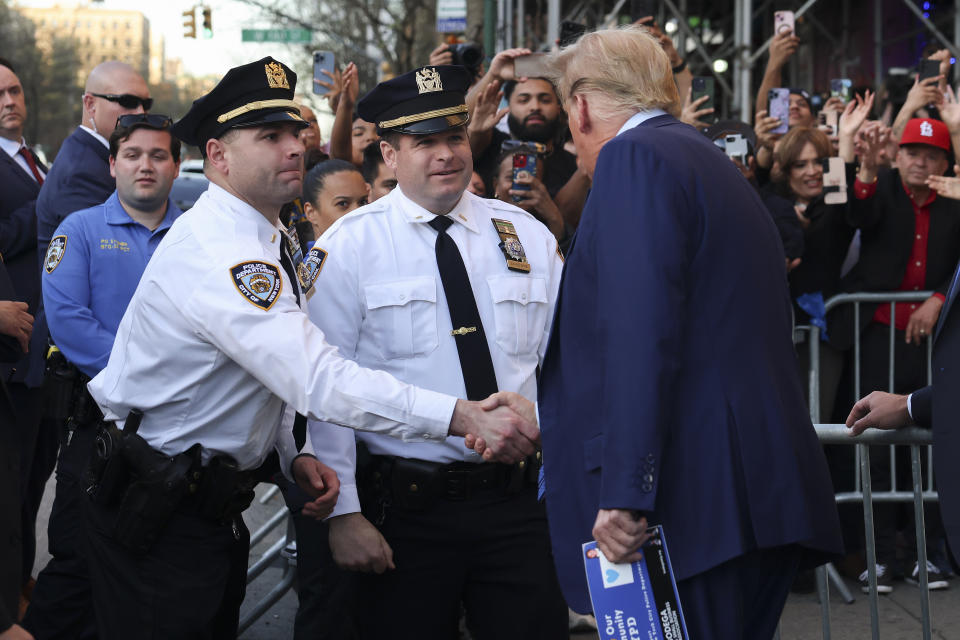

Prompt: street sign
[
  {"left": 436, "top": 0, "right": 466, "bottom": 32},
  {"left": 241, "top": 28, "right": 312, "bottom": 43}
]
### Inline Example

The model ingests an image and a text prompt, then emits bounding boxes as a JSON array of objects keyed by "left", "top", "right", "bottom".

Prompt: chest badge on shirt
[
  {"left": 297, "top": 246, "right": 328, "bottom": 296},
  {"left": 44, "top": 235, "right": 67, "bottom": 274},
  {"left": 491, "top": 218, "right": 531, "bottom": 272},
  {"left": 231, "top": 261, "right": 283, "bottom": 311}
]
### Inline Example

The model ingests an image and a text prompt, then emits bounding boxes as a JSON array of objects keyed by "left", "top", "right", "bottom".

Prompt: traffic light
[
  {"left": 201, "top": 7, "right": 213, "bottom": 38},
  {"left": 183, "top": 7, "right": 196, "bottom": 39}
]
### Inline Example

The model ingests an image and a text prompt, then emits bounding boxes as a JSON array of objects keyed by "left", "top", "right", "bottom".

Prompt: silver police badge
[
  {"left": 231, "top": 261, "right": 283, "bottom": 310},
  {"left": 44, "top": 235, "right": 67, "bottom": 273}
]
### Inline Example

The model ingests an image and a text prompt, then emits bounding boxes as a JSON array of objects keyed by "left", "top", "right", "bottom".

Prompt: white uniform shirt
[
  {"left": 308, "top": 186, "right": 563, "bottom": 516},
  {"left": 88, "top": 183, "right": 457, "bottom": 478}
]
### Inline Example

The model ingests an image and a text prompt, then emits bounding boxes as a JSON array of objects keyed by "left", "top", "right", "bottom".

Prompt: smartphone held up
[{"left": 312, "top": 51, "right": 335, "bottom": 96}]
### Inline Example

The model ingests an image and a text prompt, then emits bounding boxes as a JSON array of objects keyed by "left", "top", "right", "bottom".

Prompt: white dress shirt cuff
[
  {"left": 328, "top": 483, "right": 361, "bottom": 519},
  {"left": 409, "top": 388, "right": 458, "bottom": 441},
  {"left": 906, "top": 393, "right": 914, "bottom": 421}
]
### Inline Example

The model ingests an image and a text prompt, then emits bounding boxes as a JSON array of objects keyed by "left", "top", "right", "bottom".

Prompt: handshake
[{"left": 448, "top": 391, "right": 539, "bottom": 463}]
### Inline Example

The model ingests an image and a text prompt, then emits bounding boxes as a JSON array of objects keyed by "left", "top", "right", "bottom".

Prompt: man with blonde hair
[{"left": 480, "top": 26, "right": 843, "bottom": 637}]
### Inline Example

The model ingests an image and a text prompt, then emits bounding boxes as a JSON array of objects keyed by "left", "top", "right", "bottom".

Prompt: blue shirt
[{"left": 41, "top": 191, "right": 183, "bottom": 377}]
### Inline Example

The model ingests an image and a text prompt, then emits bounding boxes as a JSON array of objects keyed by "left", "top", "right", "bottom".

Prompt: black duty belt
[{"left": 371, "top": 453, "right": 540, "bottom": 503}]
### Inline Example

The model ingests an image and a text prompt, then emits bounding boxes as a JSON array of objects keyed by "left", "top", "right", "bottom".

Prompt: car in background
[{"left": 171, "top": 159, "right": 208, "bottom": 211}]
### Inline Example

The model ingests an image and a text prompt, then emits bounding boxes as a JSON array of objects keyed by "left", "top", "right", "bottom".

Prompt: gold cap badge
[
  {"left": 415, "top": 67, "right": 443, "bottom": 94},
  {"left": 265, "top": 62, "right": 290, "bottom": 89}
]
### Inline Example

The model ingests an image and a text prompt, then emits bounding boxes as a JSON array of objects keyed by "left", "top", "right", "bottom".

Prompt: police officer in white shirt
[
  {"left": 308, "top": 65, "right": 569, "bottom": 639},
  {"left": 81, "top": 57, "right": 539, "bottom": 640}
]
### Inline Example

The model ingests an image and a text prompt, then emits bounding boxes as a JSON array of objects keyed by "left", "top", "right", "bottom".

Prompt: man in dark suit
[
  {"left": 0, "top": 56, "right": 48, "bottom": 618},
  {"left": 36, "top": 60, "right": 150, "bottom": 259},
  {"left": 476, "top": 27, "right": 843, "bottom": 638},
  {"left": 0, "top": 259, "right": 34, "bottom": 640}
]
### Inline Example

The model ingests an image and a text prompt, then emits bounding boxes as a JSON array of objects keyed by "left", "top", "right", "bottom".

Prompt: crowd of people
[{"left": 2, "top": 10, "right": 960, "bottom": 640}]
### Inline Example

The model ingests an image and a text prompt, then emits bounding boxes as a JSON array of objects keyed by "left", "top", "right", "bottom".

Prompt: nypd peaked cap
[
  {"left": 358, "top": 65, "right": 472, "bottom": 135},
  {"left": 172, "top": 56, "right": 307, "bottom": 149}
]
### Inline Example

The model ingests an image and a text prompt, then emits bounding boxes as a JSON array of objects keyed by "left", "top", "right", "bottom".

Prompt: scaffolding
[{"left": 489, "top": 0, "right": 960, "bottom": 123}]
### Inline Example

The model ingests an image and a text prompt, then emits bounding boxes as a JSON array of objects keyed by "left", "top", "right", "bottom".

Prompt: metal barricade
[
  {"left": 238, "top": 489, "right": 296, "bottom": 635},
  {"left": 802, "top": 291, "right": 939, "bottom": 640}
]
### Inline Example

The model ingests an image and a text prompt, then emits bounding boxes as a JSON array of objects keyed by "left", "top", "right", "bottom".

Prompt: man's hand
[
  {"left": 292, "top": 456, "right": 340, "bottom": 520},
  {"left": 846, "top": 391, "right": 911, "bottom": 436},
  {"left": 768, "top": 30, "right": 800, "bottom": 70},
  {"left": 593, "top": 509, "right": 650, "bottom": 564},
  {"left": 0, "top": 300, "right": 32, "bottom": 353},
  {"left": 856, "top": 123, "right": 892, "bottom": 182},
  {"left": 450, "top": 396, "right": 539, "bottom": 463},
  {"left": 905, "top": 295, "right": 944, "bottom": 345},
  {"left": 328, "top": 512, "right": 396, "bottom": 573},
  {"left": 429, "top": 43, "right": 454, "bottom": 66},
  {"left": 509, "top": 174, "right": 565, "bottom": 239},
  {"left": 468, "top": 79, "right": 508, "bottom": 136},
  {"left": 904, "top": 74, "right": 943, "bottom": 115},
  {"left": 680, "top": 88, "right": 714, "bottom": 129},
  {"left": 488, "top": 47, "right": 533, "bottom": 81},
  {"left": 939, "top": 86, "right": 960, "bottom": 134},
  {"left": 926, "top": 164, "right": 960, "bottom": 199}
]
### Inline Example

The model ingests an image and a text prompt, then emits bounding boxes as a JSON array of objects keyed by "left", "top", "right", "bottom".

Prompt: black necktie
[
  {"left": 428, "top": 215, "right": 499, "bottom": 401},
  {"left": 279, "top": 235, "right": 308, "bottom": 449},
  {"left": 279, "top": 234, "right": 300, "bottom": 307}
]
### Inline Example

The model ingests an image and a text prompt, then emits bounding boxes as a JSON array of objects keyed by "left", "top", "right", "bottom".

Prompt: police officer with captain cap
[
  {"left": 81, "top": 57, "right": 539, "bottom": 639},
  {"left": 308, "top": 65, "right": 569, "bottom": 639}
]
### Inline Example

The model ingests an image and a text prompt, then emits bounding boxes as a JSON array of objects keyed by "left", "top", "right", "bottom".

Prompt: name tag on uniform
[
  {"left": 491, "top": 218, "right": 531, "bottom": 273},
  {"left": 582, "top": 528, "right": 689, "bottom": 640}
]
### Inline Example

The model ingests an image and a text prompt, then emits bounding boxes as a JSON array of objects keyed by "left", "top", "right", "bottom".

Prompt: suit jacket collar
[
  {"left": 71, "top": 126, "right": 111, "bottom": 163},
  {"left": 936, "top": 260, "right": 960, "bottom": 341},
  {"left": 0, "top": 146, "right": 41, "bottom": 193}
]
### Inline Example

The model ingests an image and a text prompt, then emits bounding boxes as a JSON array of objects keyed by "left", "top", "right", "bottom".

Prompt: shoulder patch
[
  {"left": 44, "top": 235, "right": 67, "bottom": 274},
  {"left": 231, "top": 261, "right": 283, "bottom": 310},
  {"left": 297, "top": 246, "right": 328, "bottom": 292}
]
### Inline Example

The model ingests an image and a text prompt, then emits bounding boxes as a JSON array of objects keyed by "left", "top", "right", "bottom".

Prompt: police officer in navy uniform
[
  {"left": 26, "top": 114, "right": 183, "bottom": 639},
  {"left": 81, "top": 57, "right": 539, "bottom": 640},
  {"left": 308, "top": 65, "right": 569, "bottom": 640}
]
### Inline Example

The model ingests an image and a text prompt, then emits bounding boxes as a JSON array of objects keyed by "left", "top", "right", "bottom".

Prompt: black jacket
[{"left": 830, "top": 167, "right": 960, "bottom": 349}]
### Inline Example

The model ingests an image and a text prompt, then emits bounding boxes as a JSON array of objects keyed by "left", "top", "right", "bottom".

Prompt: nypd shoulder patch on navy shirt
[
  {"left": 44, "top": 235, "right": 67, "bottom": 274},
  {"left": 231, "top": 261, "right": 282, "bottom": 310}
]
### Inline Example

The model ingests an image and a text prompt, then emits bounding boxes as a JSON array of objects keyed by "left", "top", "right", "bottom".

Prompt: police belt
[{"left": 371, "top": 453, "right": 540, "bottom": 503}]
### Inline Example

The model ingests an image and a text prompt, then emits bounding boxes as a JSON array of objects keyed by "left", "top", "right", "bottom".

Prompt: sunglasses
[
  {"left": 91, "top": 92, "right": 154, "bottom": 111},
  {"left": 115, "top": 114, "right": 172, "bottom": 129}
]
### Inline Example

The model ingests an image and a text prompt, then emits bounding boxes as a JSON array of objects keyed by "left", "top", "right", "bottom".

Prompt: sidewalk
[{"left": 32, "top": 479, "right": 960, "bottom": 638}]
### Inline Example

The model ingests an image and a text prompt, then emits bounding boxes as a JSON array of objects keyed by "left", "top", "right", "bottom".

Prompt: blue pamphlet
[{"left": 582, "top": 526, "right": 689, "bottom": 640}]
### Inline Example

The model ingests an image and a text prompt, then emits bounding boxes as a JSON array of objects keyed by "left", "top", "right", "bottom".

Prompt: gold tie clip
[{"left": 451, "top": 326, "right": 477, "bottom": 336}]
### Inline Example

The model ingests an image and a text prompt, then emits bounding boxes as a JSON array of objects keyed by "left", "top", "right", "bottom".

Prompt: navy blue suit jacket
[
  {"left": 538, "top": 115, "right": 843, "bottom": 613},
  {"left": 912, "top": 264, "right": 960, "bottom": 561},
  {"left": 36, "top": 127, "right": 113, "bottom": 261},
  {"left": 0, "top": 146, "right": 46, "bottom": 385}
]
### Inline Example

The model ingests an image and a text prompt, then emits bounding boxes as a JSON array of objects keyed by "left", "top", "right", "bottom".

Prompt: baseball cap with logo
[{"left": 899, "top": 118, "right": 951, "bottom": 151}]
